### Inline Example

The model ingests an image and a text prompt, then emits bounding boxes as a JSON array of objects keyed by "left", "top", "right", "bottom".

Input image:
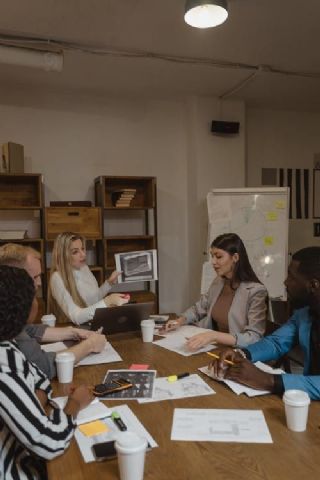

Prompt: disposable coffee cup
[
  {"left": 41, "top": 314, "right": 56, "bottom": 327},
  {"left": 115, "top": 431, "right": 148, "bottom": 480},
  {"left": 283, "top": 389, "right": 310, "bottom": 432},
  {"left": 140, "top": 319, "right": 155, "bottom": 343},
  {"left": 55, "top": 352, "right": 75, "bottom": 383}
]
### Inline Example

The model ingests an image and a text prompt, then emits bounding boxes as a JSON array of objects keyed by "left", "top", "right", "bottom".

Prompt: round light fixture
[{"left": 184, "top": 0, "right": 228, "bottom": 29}]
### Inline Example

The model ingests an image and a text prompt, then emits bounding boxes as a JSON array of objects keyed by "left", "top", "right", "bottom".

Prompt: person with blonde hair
[
  {"left": 48, "top": 232, "right": 129, "bottom": 325},
  {"left": 0, "top": 243, "right": 107, "bottom": 379}
]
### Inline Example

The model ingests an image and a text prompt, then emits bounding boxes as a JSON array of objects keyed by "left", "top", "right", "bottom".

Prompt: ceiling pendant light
[{"left": 184, "top": 0, "right": 228, "bottom": 29}]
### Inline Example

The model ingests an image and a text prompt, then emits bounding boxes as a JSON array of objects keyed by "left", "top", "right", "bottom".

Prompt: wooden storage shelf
[
  {"left": 95, "top": 175, "right": 158, "bottom": 312},
  {"left": 0, "top": 173, "right": 42, "bottom": 208},
  {"left": 95, "top": 176, "right": 156, "bottom": 209},
  {"left": 45, "top": 207, "right": 102, "bottom": 240}
]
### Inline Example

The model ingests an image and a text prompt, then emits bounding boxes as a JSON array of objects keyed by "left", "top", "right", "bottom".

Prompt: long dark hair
[{"left": 211, "top": 233, "right": 262, "bottom": 285}]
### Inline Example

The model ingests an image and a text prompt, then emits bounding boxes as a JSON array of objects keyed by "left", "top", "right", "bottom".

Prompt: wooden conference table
[{"left": 48, "top": 332, "right": 320, "bottom": 480}]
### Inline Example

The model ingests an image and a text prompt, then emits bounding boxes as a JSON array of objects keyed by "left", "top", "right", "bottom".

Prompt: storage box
[{"left": 45, "top": 207, "right": 102, "bottom": 239}]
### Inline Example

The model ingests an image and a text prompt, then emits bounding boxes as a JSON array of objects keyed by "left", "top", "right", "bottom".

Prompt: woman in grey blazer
[{"left": 165, "top": 233, "right": 268, "bottom": 350}]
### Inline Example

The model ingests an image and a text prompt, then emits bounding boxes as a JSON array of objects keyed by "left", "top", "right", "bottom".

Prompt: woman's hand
[
  {"left": 161, "top": 316, "right": 185, "bottom": 333},
  {"left": 104, "top": 293, "right": 130, "bottom": 307},
  {"left": 107, "top": 270, "right": 121, "bottom": 285},
  {"left": 64, "top": 385, "right": 94, "bottom": 417},
  {"left": 186, "top": 331, "right": 217, "bottom": 351}
]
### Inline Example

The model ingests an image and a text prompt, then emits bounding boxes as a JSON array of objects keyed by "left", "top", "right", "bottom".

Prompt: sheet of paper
[
  {"left": 171, "top": 408, "right": 273, "bottom": 443},
  {"left": 41, "top": 341, "right": 122, "bottom": 366},
  {"left": 199, "top": 361, "right": 284, "bottom": 397},
  {"left": 153, "top": 325, "right": 216, "bottom": 356},
  {"left": 75, "top": 404, "right": 158, "bottom": 463},
  {"left": 51, "top": 397, "right": 111, "bottom": 425},
  {"left": 138, "top": 373, "right": 215, "bottom": 404},
  {"left": 76, "top": 343, "right": 122, "bottom": 366}
]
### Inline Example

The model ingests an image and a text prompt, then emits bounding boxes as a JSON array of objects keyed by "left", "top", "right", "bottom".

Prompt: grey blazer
[{"left": 182, "top": 276, "right": 268, "bottom": 347}]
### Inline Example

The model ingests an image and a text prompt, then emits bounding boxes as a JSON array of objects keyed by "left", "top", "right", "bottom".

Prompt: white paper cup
[
  {"left": 283, "top": 389, "right": 310, "bottom": 432},
  {"left": 115, "top": 431, "right": 147, "bottom": 480},
  {"left": 140, "top": 319, "right": 155, "bottom": 343},
  {"left": 55, "top": 352, "right": 75, "bottom": 383},
  {"left": 41, "top": 314, "right": 56, "bottom": 327}
]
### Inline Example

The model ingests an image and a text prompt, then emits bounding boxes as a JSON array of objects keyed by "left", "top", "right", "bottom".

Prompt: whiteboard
[{"left": 203, "top": 187, "right": 289, "bottom": 300}]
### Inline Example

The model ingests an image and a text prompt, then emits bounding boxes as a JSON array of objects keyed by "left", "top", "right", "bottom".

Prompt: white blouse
[{"left": 50, "top": 265, "right": 112, "bottom": 325}]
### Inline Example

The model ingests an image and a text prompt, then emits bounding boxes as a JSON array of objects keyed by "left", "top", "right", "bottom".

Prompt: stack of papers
[
  {"left": 153, "top": 325, "right": 216, "bottom": 356},
  {"left": 199, "top": 361, "right": 284, "bottom": 397},
  {"left": 74, "top": 404, "right": 158, "bottom": 462}
]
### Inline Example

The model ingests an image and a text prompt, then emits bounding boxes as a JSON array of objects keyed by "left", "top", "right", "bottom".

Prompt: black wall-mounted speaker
[{"left": 211, "top": 120, "right": 240, "bottom": 135}]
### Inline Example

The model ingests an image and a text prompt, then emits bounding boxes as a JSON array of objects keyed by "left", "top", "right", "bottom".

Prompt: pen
[
  {"left": 167, "top": 372, "right": 190, "bottom": 382},
  {"left": 111, "top": 411, "right": 127, "bottom": 431},
  {"left": 206, "top": 351, "right": 234, "bottom": 366}
]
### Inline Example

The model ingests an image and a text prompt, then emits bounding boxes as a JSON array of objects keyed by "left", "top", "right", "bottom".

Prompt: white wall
[
  {"left": 247, "top": 107, "right": 320, "bottom": 254},
  {"left": 0, "top": 96, "right": 245, "bottom": 312}
]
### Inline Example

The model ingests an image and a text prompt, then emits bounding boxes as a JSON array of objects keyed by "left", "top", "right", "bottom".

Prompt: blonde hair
[
  {"left": 0, "top": 243, "right": 41, "bottom": 268},
  {"left": 47, "top": 232, "right": 87, "bottom": 322}
]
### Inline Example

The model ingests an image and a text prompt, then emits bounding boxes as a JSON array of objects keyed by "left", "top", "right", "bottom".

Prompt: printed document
[
  {"left": 199, "top": 362, "right": 284, "bottom": 397},
  {"left": 41, "top": 342, "right": 122, "bottom": 366},
  {"left": 171, "top": 408, "right": 272, "bottom": 443},
  {"left": 138, "top": 374, "right": 215, "bottom": 403},
  {"left": 153, "top": 325, "right": 216, "bottom": 356}
]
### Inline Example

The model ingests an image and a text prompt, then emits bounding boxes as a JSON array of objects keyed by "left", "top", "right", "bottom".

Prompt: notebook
[{"left": 91, "top": 302, "right": 154, "bottom": 335}]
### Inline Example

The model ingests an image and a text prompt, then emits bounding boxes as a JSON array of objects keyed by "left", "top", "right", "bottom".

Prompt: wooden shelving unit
[
  {"left": 0, "top": 173, "right": 45, "bottom": 305},
  {"left": 95, "top": 175, "right": 158, "bottom": 312}
]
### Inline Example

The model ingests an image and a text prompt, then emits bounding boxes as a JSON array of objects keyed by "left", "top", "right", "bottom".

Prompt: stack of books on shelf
[{"left": 111, "top": 189, "right": 136, "bottom": 208}]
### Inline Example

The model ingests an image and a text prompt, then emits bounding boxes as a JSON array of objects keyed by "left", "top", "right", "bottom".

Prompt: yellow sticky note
[
  {"left": 78, "top": 420, "right": 110, "bottom": 437},
  {"left": 266, "top": 211, "right": 278, "bottom": 221},
  {"left": 275, "top": 200, "right": 285, "bottom": 209},
  {"left": 264, "top": 236, "right": 274, "bottom": 246}
]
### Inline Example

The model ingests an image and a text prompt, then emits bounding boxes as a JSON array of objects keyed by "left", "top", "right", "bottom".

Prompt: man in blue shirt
[{"left": 212, "top": 246, "right": 320, "bottom": 400}]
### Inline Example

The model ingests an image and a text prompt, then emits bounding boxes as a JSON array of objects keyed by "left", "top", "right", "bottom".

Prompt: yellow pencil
[{"left": 206, "top": 351, "right": 234, "bottom": 366}]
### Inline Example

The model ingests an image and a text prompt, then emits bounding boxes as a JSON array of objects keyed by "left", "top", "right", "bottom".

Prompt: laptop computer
[{"left": 91, "top": 302, "right": 154, "bottom": 335}]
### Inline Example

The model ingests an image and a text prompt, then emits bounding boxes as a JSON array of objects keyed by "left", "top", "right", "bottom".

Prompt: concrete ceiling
[{"left": 0, "top": 0, "right": 320, "bottom": 111}]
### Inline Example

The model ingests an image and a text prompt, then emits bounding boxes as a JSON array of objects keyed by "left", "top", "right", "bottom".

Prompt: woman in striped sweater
[{"left": 0, "top": 265, "right": 93, "bottom": 479}]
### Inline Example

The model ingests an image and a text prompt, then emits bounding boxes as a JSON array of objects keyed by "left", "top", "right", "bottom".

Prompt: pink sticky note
[{"left": 129, "top": 364, "right": 149, "bottom": 370}]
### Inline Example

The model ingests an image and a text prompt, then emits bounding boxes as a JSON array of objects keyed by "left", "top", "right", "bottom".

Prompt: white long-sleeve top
[
  {"left": 50, "top": 265, "right": 112, "bottom": 325},
  {"left": 0, "top": 340, "right": 76, "bottom": 479}
]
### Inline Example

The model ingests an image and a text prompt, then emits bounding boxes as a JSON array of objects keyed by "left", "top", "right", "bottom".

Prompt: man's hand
[
  {"left": 225, "top": 358, "right": 275, "bottom": 391},
  {"left": 86, "top": 332, "right": 107, "bottom": 353}
]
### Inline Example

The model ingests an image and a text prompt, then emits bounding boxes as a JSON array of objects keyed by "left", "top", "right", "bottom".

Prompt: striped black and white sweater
[{"left": 0, "top": 340, "right": 76, "bottom": 479}]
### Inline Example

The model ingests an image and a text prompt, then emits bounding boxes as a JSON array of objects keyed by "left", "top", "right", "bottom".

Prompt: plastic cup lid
[
  {"left": 283, "top": 389, "right": 310, "bottom": 406},
  {"left": 56, "top": 351, "right": 75, "bottom": 361},
  {"left": 141, "top": 319, "right": 155, "bottom": 326},
  {"left": 115, "top": 431, "right": 147, "bottom": 449}
]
